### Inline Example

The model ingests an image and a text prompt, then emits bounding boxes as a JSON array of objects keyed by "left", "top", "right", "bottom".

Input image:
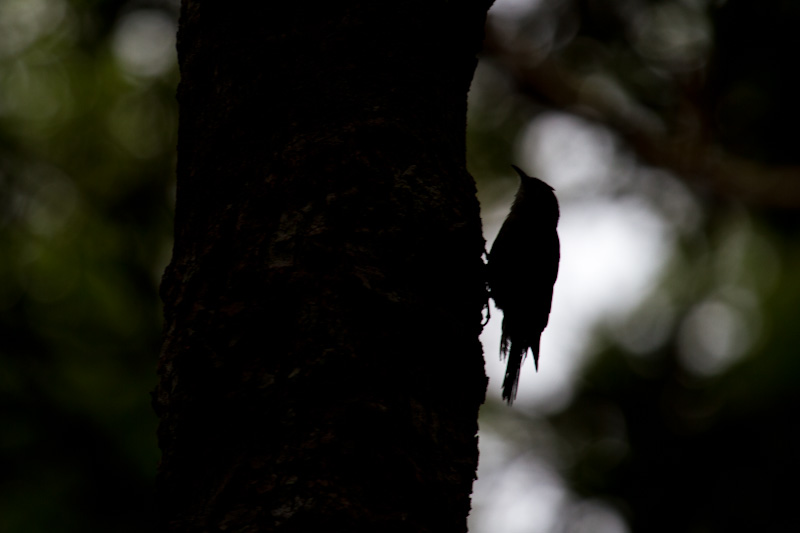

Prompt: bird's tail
[
  {"left": 499, "top": 323, "right": 541, "bottom": 404},
  {"left": 501, "top": 343, "right": 525, "bottom": 404}
]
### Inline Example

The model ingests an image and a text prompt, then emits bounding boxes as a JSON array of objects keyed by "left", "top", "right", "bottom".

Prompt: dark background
[{"left": 1, "top": 1, "right": 798, "bottom": 531}]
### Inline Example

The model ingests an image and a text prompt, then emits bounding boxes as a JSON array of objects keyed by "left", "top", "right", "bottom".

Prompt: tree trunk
[{"left": 154, "top": 2, "right": 492, "bottom": 531}]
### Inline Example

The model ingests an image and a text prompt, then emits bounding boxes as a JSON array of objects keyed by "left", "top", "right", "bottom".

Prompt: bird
[{"left": 487, "top": 165, "right": 560, "bottom": 404}]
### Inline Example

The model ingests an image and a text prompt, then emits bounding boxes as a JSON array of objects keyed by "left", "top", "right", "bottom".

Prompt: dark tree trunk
[{"left": 154, "top": 2, "right": 492, "bottom": 531}]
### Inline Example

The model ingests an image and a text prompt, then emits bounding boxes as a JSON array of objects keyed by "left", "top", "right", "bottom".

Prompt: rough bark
[{"left": 154, "top": 2, "right": 492, "bottom": 532}]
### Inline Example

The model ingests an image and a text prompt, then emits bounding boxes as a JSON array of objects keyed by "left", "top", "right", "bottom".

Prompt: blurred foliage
[
  {"left": 470, "top": 0, "right": 800, "bottom": 531},
  {"left": 0, "top": 0, "right": 177, "bottom": 530},
  {"left": 2, "top": 0, "right": 799, "bottom": 532}
]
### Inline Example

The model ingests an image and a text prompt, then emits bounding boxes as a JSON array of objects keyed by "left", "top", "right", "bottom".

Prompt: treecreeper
[{"left": 487, "top": 165, "right": 560, "bottom": 404}]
